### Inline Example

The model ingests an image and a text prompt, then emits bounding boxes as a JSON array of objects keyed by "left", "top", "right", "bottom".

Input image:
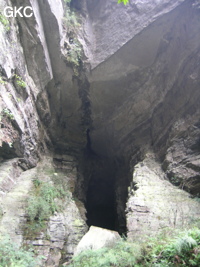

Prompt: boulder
[{"left": 74, "top": 226, "right": 121, "bottom": 255}]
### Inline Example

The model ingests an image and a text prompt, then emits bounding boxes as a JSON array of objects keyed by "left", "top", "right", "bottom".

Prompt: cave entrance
[
  {"left": 86, "top": 160, "right": 116, "bottom": 231},
  {"left": 83, "top": 155, "right": 129, "bottom": 235}
]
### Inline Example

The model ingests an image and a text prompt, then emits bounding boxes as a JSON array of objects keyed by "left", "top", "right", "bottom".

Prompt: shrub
[
  {"left": 66, "top": 41, "right": 82, "bottom": 67},
  {"left": 25, "top": 179, "right": 68, "bottom": 236},
  {"left": 68, "top": 228, "right": 200, "bottom": 267},
  {"left": 26, "top": 179, "right": 68, "bottom": 223},
  {"left": 150, "top": 228, "right": 200, "bottom": 266},
  {"left": 0, "top": 237, "right": 41, "bottom": 267},
  {"left": 62, "top": 7, "right": 80, "bottom": 33},
  {"left": 68, "top": 239, "right": 141, "bottom": 267},
  {"left": 27, "top": 196, "right": 52, "bottom": 222},
  {"left": 62, "top": 0, "right": 82, "bottom": 75}
]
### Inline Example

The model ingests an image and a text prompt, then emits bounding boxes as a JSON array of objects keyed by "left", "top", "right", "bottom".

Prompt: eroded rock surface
[
  {"left": 0, "top": 156, "right": 87, "bottom": 266},
  {"left": 126, "top": 153, "right": 200, "bottom": 241},
  {"left": 163, "top": 116, "right": 200, "bottom": 195},
  {"left": 88, "top": 0, "right": 200, "bottom": 160},
  {"left": 0, "top": 0, "right": 200, "bottom": 265},
  {"left": 85, "top": 0, "right": 185, "bottom": 68}
]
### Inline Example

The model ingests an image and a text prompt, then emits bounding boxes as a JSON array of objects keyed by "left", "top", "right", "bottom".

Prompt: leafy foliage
[
  {"left": 64, "top": 0, "right": 71, "bottom": 3},
  {"left": 66, "top": 39, "right": 82, "bottom": 68},
  {"left": 0, "top": 76, "right": 6, "bottom": 85},
  {"left": 0, "top": 12, "right": 10, "bottom": 31},
  {"left": 147, "top": 228, "right": 200, "bottom": 266},
  {"left": 27, "top": 180, "right": 67, "bottom": 223},
  {"left": 0, "top": 237, "right": 41, "bottom": 267},
  {"left": 68, "top": 228, "right": 200, "bottom": 267},
  {"left": 14, "top": 74, "right": 26, "bottom": 88},
  {"left": 25, "top": 178, "right": 68, "bottom": 236},
  {"left": 68, "top": 239, "right": 141, "bottom": 267},
  {"left": 62, "top": 0, "right": 82, "bottom": 75},
  {"left": 118, "top": 0, "right": 129, "bottom": 5},
  {"left": 62, "top": 0, "right": 80, "bottom": 33},
  {"left": 1, "top": 108, "right": 14, "bottom": 120}
]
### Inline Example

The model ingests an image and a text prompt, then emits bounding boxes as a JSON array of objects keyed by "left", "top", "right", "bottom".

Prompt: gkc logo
[{"left": 4, "top": 6, "right": 33, "bottom": 18}]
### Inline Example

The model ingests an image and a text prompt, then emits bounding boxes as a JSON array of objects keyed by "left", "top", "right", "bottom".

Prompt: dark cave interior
[
  {"left": 85, "top": 161, "right": 116, "bottom": 231},
  {"left": 82, "top": 149, "right": 129, "bottom": 235}
]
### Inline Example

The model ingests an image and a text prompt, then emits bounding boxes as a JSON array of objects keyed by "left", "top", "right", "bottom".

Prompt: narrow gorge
[{"left": 0, "top": 0, "right": 200, "bottom": 266}]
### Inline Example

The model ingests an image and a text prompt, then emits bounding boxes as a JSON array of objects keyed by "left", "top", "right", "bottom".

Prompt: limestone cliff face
[
  {"left": 88, "top": 0, "right": 200, "bottom": 158},
  {"left": 126, "top": 152, "right": 200, "bottom": 241},
  {"left": 0, "top": 0, "right": 88, "bottom": 264},
  {"left": 86, "top": 0, "right": 200, "bottom": 199},
  {"left": 0, "top": 0, "right": 200, "bottom": 265},
  {"left": 85, "top": 0, "right": 185, "bottom": 68},
  {"left": 0, "top": 0, "right": 51, "bottom": 169}
]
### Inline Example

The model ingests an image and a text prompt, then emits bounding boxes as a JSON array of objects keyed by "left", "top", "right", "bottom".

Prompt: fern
[
  {"left": 188, "top": 228, "right": 200, "bottom": 243},
  {"left": 174, "top": 235, "right": 197, "bottom": 254}
]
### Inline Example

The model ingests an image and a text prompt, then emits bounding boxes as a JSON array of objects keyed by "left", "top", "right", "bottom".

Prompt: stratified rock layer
[
  {"left": 0, "top": 156, "right": 87, "bottom": 266},
  {"left": 0, "top": 0, "right": 200, "bottom": 265},
  {"left": 126, "top": 153, "right": 200, "bottom": 241}
]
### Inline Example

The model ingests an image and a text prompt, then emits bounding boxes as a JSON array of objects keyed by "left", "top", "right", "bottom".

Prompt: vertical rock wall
[
  {"left": 0, "top": 0, "right": 50, "bottom": 168},
  {"left": 0, "top": 0, "right": 88, "bottom": 265},
  {"left": 0, "top": 0, "right": 200, "bottom": 265},
  {"left": 126, "top": 152, "right": 200, "bottom": 241}
]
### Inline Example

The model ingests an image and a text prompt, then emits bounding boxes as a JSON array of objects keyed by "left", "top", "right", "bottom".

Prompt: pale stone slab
[{"left": 74, "top": 225, "right": 121, "bottom": 255}]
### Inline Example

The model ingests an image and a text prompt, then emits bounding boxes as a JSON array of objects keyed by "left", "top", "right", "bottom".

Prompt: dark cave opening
[
  {"left": 82, "top": 151, "right": 129, "bottom": 235},
  {"left": 85, "top": 163, "right": 116, "bottom": 231}
]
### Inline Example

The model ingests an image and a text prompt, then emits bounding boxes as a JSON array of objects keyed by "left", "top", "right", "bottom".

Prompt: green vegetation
[
  {"left": 0, "top": 237, "right": 41, "bottom": 267},
  {"left": 62, "top": 0, "right": 82, "bottom": 75},
  {"left": 63, "top": 9, "right": 80, "bottom": 32},
  {"left": 118, "top": 0, "right": 129, "bottom": 5},
  {"left": 14, "top": 74, "right": 26, "bottom": 88},
  {"left": 170, "top": 176, "right": 181, "bottom": 186},
  {"left": 68, "top": 228, "right": 200, "bottom": 267},
  {"left": 66, "top": 39, "right": 82, "bottom": 68},
  {"left": 25, "top": 178, "right": 68, "bottom": 235},
  {"left": 64, "top": 0, "right": 71, "bottom": 4},
  {"left": 68, "top": 240, "right": 141, "bottom": 267},
  {"left": 1, "top": 108, "right": 14, "bottom": 120},
  {"left": 27, "top": 179, "right": 67, "bottom": 222},
  {"left": 0, "top": 12, "right": 10, "bottom": 31},
  {"left": 0, "top": 76, "right": 6, "bottom": 85},
  {"left": 62, "top": 0, "right": 80, "bottom": 33}
]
